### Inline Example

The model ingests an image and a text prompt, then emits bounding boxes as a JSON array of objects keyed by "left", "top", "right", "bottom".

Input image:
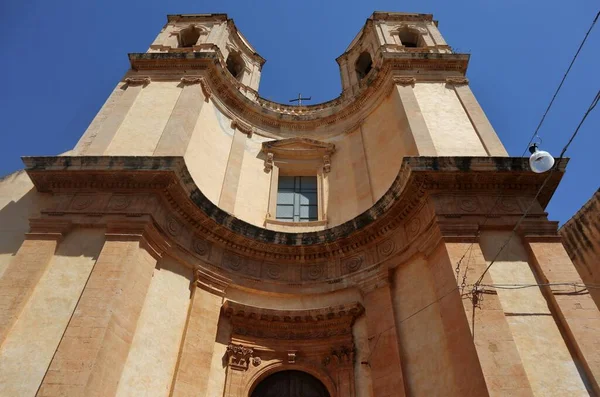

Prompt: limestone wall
[
  {"left": 0, "top": 170, "right": 51, "bottom": 278},
  {"left": 65, "top": 74, "right": 505, "bottom": 231},
  {"left": 560, "top": 190, "right": 600, "bottom": 308}
]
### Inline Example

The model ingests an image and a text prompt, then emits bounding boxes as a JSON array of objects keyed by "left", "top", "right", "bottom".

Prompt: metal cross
[{"left": 289, "top": 93, "right": 312, "bottom": 106}]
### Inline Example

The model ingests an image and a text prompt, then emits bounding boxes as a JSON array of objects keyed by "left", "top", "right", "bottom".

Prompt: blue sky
[{"left": 1, "top": 0, "right": 598, "bottom": 224}]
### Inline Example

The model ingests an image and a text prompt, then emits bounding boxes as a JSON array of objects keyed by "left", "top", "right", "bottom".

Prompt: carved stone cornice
[
  {"left": 223, "top": 301, "right": 364, "bottom": 340},
  {"left": 127, "top": 51, "right": 469, "bottom": 136},
  {"left": 22, "top": 156, "right": 567, "bottom": 291}
]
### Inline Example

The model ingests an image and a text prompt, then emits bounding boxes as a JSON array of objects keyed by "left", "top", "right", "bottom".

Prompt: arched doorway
[{"left": 251, "top": 370, "right": 330, "bottom": 397}]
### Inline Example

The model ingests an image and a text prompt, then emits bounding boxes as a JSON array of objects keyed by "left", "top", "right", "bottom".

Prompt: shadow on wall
[{"left": 0, "top": 170, "right": 50, "bottom": 257}]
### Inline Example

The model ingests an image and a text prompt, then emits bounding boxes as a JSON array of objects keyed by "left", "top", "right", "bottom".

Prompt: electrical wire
[
  {"left": 453, "top": 9, "right": 599, "bottom": 286},
  {"left": 520, "top": 9, "right": 600, "bottom": 156},
  {"left": 474, "top": 88, "right": 600, "bottom": 286}
]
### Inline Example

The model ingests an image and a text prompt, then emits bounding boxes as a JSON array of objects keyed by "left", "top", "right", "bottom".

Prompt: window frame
[
  {"left": 275, "top": 176, "right": 319, "bottom": 223},
  {"left": 266, "top": 166, "right": 327, "bottom": 227}
]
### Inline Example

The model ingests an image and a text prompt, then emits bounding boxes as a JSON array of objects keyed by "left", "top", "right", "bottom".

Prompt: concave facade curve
[{"left": 0, "top": 11, "right": 598, "bottom": 397}]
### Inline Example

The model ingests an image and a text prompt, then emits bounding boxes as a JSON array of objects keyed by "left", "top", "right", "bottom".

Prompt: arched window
[
  {"left": 226, "top": 51, "right": 245, "bottom": 81},
  {"left": 398, "top": 29, "right": 421, "bottom": 48},
  {"left": 355, "top": 51, "right": 373, "bottom": 81},
  {"left": 179, "top": 26, "right": 201, "bottom": 48},
  {"left": 251, "top": 370, "right": 330, "bottom": 397}
]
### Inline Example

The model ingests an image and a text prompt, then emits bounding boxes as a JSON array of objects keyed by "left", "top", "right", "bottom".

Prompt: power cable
[
  {"left": 520, "top": 9, "right": 600, "bottom": 156},
  {"left": 474, "top": 88, "right": 600, "bottom": 287},
  {"left": 453, "top": 9, "right": 599, "bottom": 286}
]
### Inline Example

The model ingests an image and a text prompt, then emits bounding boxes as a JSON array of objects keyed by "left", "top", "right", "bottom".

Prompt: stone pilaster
[
  {"left": 360, "top": 270, "right": 407, "bottom": 397},
  {"left": 394, "top": 79, "right": 437, "bottom": 156},
  {"left": 37, "top": 219, "right": 164, "bottom": 397},
  {"left": 84, "top": 77, "right": 150, "bottom": 155},
  {"left": 0, "top": 218, "right": 71, "bottom": 347},
  {"left": 154, "top": 77, "right": 205, "bottom": 156},
  {"left": 170, "top": 269, "right": 228, "bottom": 397},
  {"left": 447, "top": 78, "right": 508, "bottom": 156},
  {"left": 525, "top": 235, "right": 600, "bottom": 395},
  {"left": 219, "top": 122, "right": 249, "bottom": 213},
  {"left": 438, "top": 232, "right": 533, "bottom": 396}
]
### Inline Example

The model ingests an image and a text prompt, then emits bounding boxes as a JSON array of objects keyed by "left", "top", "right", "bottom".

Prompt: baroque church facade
[{"left": 0, "top": 11, "right": 598, "bottom": 397}]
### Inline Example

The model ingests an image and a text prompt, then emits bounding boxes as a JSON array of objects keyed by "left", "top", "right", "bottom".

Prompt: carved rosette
[{"left": 226, "top": 343, "right": 261, "bottom": 371}]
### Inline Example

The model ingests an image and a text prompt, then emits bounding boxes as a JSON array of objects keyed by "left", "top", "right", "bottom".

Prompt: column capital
[
  {"left": 26, "top": 218, "right": 72, "bottom": 241},
  {"left": 195, "top": 268, "right": 230, "bottom": 297},
  {"left": 106, "top": 216, "right": 170, "bottom": 260},
  {"left": 394, "top": 76, "right": 417, "bottom": 86},
  {"left": 357, "top": 266, "right": 390, "bottom": 294},
  {"left": 445, "top": 76, "right": 469, "bottom": 86},
  {"left": 231, "top": 118, "right": 254, "bottom": 138},
  {"left": 124, "top": 76, "right": 151, "bottom": 86},
  {"left": 180, "top": 76, "right": 203, "bottom": 85}
]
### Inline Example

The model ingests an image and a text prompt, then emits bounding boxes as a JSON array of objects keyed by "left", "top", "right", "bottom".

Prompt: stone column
[
  {"left": 37, "top": 219, "right": 165, "bottom": 397},
  {"left": 361, "top": 271, "right": 407, "bottom": 397},
  {"left": 170, "top": 269, "right": 228, "bottom": 397},
  {"left": 219, "top": 122, "right": 249, "bottom": 213},
  {"left": 84, "top": 77, "right": 150, "bottom": 155},
  {"left": 394, "top": 78, "right": 437, "bottom": 156},
  {"left": 525, "top": 235, "right": 600, "bottom": 395},
  {"left": 0, "top": 218, "right": 70, "bottom": 347},
  {"left": 447, "top": 78, "right": 508, "bottom": 156},
  {"left": 438, "top": 232, "right": 533, "bottom": 396},
  {"left": 154, "top": 77, "right": 206, "bottom": 156}
]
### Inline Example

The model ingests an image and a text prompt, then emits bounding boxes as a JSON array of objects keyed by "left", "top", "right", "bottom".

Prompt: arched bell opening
[{"left": 355, "top": 51, "right": 373, "bottom": 81}]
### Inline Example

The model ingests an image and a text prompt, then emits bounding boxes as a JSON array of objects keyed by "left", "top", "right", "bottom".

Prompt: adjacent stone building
[
  {"left": 560, "top": 189, "right": 600, "bottom": 309},
  {"left": 0, "top": 11, "right": 598, "bottom": 397}
]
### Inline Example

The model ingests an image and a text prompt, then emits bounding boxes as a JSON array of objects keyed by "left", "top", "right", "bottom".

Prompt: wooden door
[{"left": 250, "top": 370, "right": 329, "bottom": 397}]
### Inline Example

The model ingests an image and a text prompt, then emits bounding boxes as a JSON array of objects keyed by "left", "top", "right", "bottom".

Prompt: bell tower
[
  {"left": 148, "top": 14, "right": 265, "bottom": 91},
  {"left": 337, "top": 12, "right": 452, "bottom": 96}
]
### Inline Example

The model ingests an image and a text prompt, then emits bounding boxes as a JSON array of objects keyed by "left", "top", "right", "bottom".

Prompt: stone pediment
[{"left": 261, "top": 138, "right": 335, "bottom": 160}]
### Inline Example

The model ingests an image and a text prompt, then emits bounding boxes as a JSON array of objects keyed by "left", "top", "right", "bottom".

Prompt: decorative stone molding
[
  {"left": 261, "top": 138, "right": 335, "bottom": 173},
  {"left": 223, "top": 301, "right": 364, "bottom": 340},
  {"left": 393, "top": 76, "right": 416, "bottom": 86},
  {"left": 27, "top": 218, "right": 72, "bottom": 241},
  {"left": 195, "top": 268, "right": 229, "bottom": 296},
  {"left": 180, "top": 76, "right": 203, "bottom": 85},
  {"left": 199, "top": 78, "right": 212, "bottom": 102},
  {"left": 127, "top": 49, "right": 470, "bottom": 135},
  {"left": 391, "top": 23, "right": 429, "bottom": 35},
  {"left": 231, "top": 118, "right": 254, "bottom": 137},
  {"left": 322, "top": 345, "right": 355, "bottom": 368},
  {"left": 323, "top": 154, "right": 331, "bottom": 174},
  {"left": 124, "top": 76, "right": 151, "bottom": 86},
  {"left": 445, "top": 76, "right": 469, "bottom": 86},
  {"left": 23, "top": 156, "right": 567, "bottom": 292},
  {"left": 226, "top": 343, "right": 261, "bottom": 371},
  {"left": 264, "top": 152, "right": 274, "bottom": 173}
]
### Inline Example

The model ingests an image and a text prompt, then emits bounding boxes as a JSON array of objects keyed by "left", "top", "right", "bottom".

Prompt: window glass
[{"left": 276, "top": 176, "right": 318, "bottom": 222}]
